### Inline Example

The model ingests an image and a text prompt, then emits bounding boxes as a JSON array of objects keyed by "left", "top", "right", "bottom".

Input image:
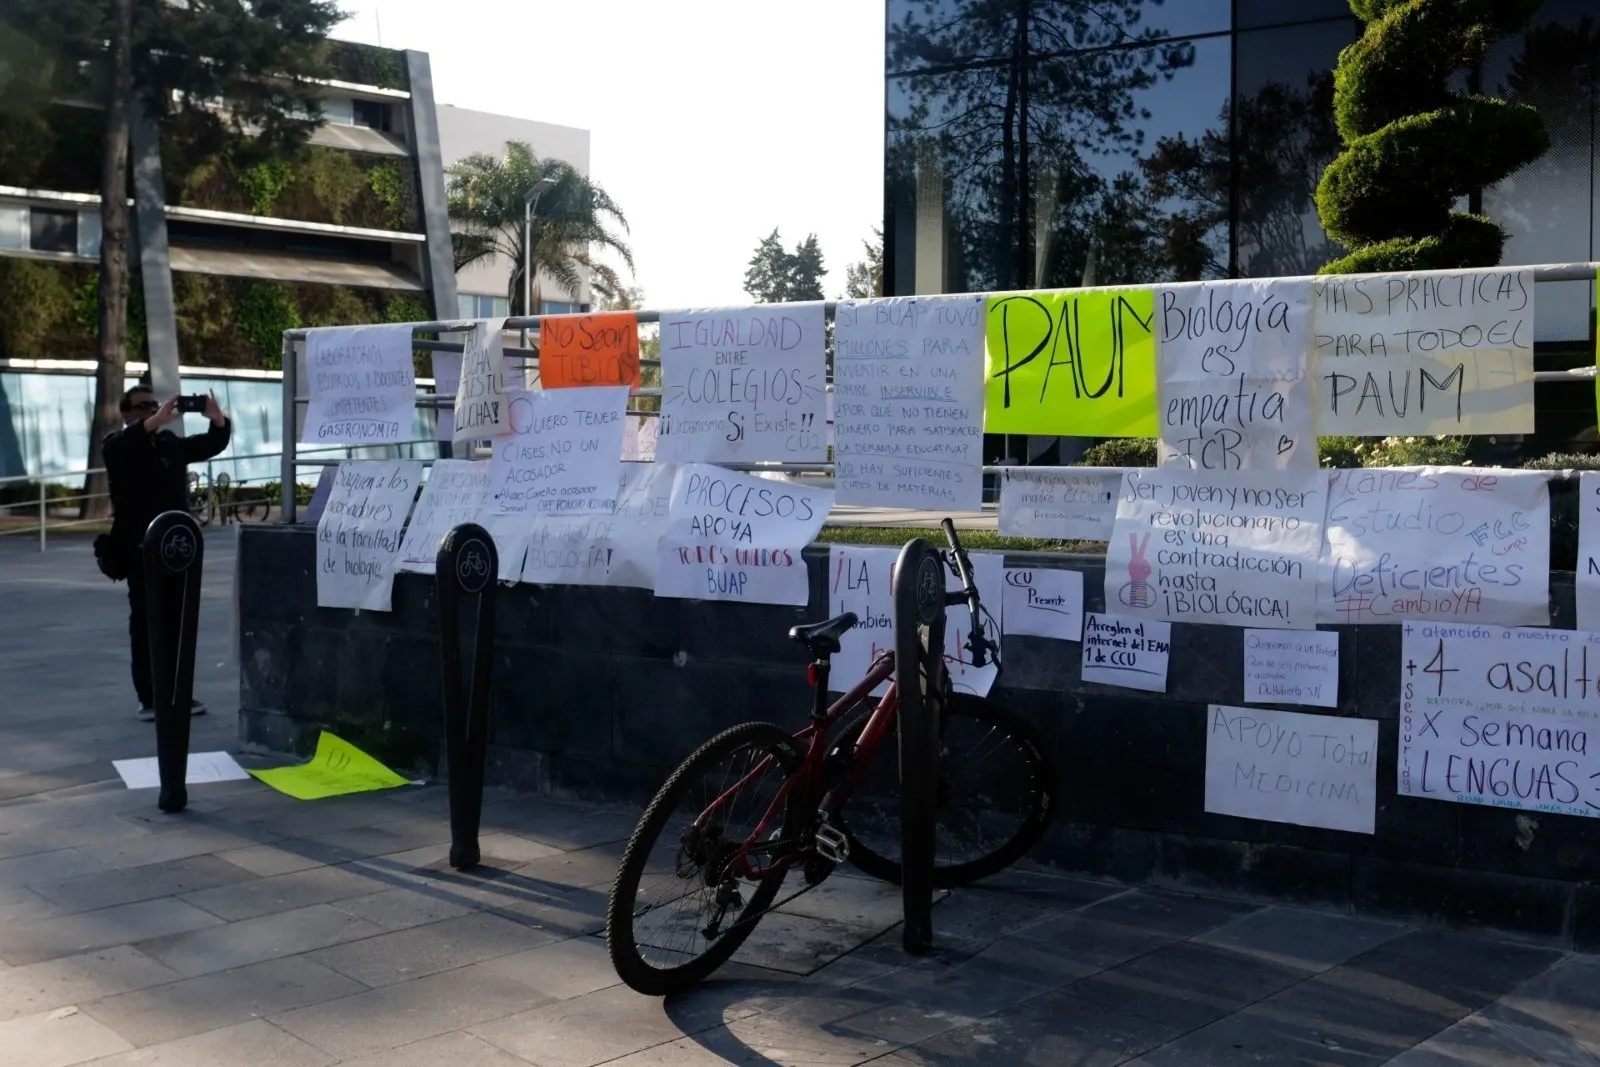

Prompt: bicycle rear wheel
[
  {"left": 606, "top": 721, "right": 803, "bottom": 996},
  {"left": 837, "top": 692, "right": 1056, "bottom": 888}
]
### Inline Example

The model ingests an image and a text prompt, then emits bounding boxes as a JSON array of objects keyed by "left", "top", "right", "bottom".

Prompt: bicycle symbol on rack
[
  {"left": 456, "top": 539, "right": 491, "bottom": 594},
  {"left": 159, "top": 527, "right": 198, "bottom": 571}
]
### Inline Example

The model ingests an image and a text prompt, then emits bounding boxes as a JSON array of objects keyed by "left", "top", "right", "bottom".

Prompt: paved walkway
[{"left": 3, "top": 535, "right": 1600, "bottom": 1066}]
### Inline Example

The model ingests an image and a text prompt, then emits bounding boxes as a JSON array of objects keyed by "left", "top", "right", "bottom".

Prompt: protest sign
[
  {"left": 1318, "top": 466, "right": 1550, "bottom": 626},
  {"left": 833, "top": 295, "right": 986, "bottom": 510},
  {"left": 998, "top": 466, "right": 1120, "bottom": 540},
  {"left": 1310, "top": 267, "right": 1534, "bottom": 435},
  {"left": 622, "top": 414, "right": 658, "bottom": 460},
  {"left": 1001, "top": 567, "right": 1084, "bottom": 642},
  {"left": 1081, "top": 613, "right": 1170, "bottom": 692},
  {"left": 984, "top": 288, "right": 1157, "bottom": 436},
  {"left": 1205, "top": 705, "right": 1376, "bottom": 834},
  {"left": 315, "top": 459, "right": 421, "bottom": 611},
  {"left": 1399, "top": 622, "right": 1600, "bottom": 818},
  {"left": 656, "top": 305, "right": 827, "bottom": 463},
  {"left": 1107, "top": 468, "right": 1325, "bottom": 630},
  {"left": 522, "top": 462, "right": 676, "bottom": 589},
  {"left": 452, "top": 318, "right": 510, "bottom": 441},
  {"left": 489, "top": 386, "right": 629, "bottom": 515},
  {"left": 539, "top": 311, "right": 641, "bottom": 389},
  {"left": 1243, "top": 628, "right": 1339, "bottom": 708},
  {"left": 431, "top": 350, "right": 460, "bottom": 443},
  {"left": 300, "top": 325, "right": 416, "bottom": 445},
  {"left": 393, "top": 460, "right": 527, "bottom": 580},
  {"left": 827, "top": 544, "right": 1003, "bottom": 696},
  {"left": 1578, "top": 472, "right": 1600, "bottom": 631},
  {"left": 1156, "top": 278, "right": 1314, "bottom": 470},
  {"left": 655, "top": 465, "right": 833, "bottom": 605}
]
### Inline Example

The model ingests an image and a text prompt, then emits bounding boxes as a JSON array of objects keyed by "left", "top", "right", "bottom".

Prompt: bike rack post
[
  {"left": 142, "top": 510, "right": 204, "bottom": 814},
  {"left": 436, "top": 523, "right": 497, "bottom": 870},
  {"left": 891, "top": 537, "right": 947, "bottom": 955}
]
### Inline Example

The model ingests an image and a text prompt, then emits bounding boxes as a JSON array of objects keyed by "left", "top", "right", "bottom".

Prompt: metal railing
[{"left": 275, "top": 262, "right": 1600, "bottom": 522}]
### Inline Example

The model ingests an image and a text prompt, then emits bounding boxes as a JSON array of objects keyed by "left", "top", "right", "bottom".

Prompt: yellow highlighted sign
[
  {"left": 983, "top": 287, "right": 1158, "bottom": 436},
  {"left": 248, "top": 731, "right": 410, "bottom": 801}
]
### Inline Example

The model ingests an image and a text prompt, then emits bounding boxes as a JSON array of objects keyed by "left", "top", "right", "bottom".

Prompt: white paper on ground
[
  {"left": 1001, "top": 566, "right": 1084, "bottom": 642},
  {"left": 1204, "top": 705, "right": 1377, "bottom": 834},
  {"left": 113, "top": 752, "right": 251, "bottom": 790},
  {"left": 1081, "top": 612, "right": 1170, "bottom": 693},
  {"left": 1241, "top": 628, "right": 1339, "bottom": 708}
]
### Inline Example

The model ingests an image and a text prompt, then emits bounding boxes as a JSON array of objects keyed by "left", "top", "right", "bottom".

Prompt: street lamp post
[{"left": 522, "top": 176, "right": 558, "bottom": 352}]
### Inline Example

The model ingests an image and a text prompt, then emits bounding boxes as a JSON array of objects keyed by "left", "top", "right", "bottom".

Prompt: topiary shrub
[
  {"left": 1316, "top": 0, "right": 1550, "bottom": 274},
  {"left": 1078, "top": 438, "right": 1158, "bottom": 467}
]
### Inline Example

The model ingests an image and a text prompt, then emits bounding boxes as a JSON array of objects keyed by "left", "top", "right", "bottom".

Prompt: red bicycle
[{"left": 606, "top": 520, "right": 1058, "bottom": 995}]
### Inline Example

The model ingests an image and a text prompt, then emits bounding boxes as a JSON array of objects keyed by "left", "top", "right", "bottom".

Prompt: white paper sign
[
  {"left": 489, "top": 386, "right": 629, "bottom": 515},
  {"left": 431, "top": 350, "right": 460, "bottom": 443},
  {"left": 833, "top": 295, "right": 986, "bottom": 510},
  {"left": 315, "top": 459, "right": 422, "bottom": 612},
  {"left": 656, "top": 305, "right": 828, "bottom": 463},
  {"left": 522, "top": 462, "right": 676, "bottom": 588},
  {"left": 998, "top": 467, "right": 1120, "bottom": 540},
  {"left": 1578, "top": 473, "right": 1600, "bottom": 632},
  {"left": 622, "top": 414, "right": 658, "bottom": 460},
  {"left": 1319, "top": 466, "right": 1550, "bottom": 626},
  {"left": 300, "top": 325, "right": 416, "bottom": 446},
  {"left": 113, "top": 752, "right": 251, "bottom": 790},
  {"left": 452, "top": 318, "right": 510, "bottom": 441},
  {"left": 1205, "top": 705, "right": 1376, "bottom": 834},
  {"left": 394, "top": 460, "right": 527, "bottom": 581},
  {"left": 1310, "top": 267, "right": 1534, "bottom": 435},
  {"left": 827, "top": 545, "right": 1003, "bottom": 696},
  {"left": 1001, "top": 567, "right": 1084, "bottom": 642},
  {"left": 1243, "top": 628, "right": 1339, "bottom": 708},
  {"left": 1400, "top": 622, "right": 1600, "bottom": 818},
  {"left": 655, "top": 465, "right": 832, "bottom": 605},
  {"left": 1081, "top": 612, "right": 1170, "bottom": 692},
  {"left": 1106, "top": 468, "right": 1325, "bottom": 630},
  {"left": 1156, "top": 278, "right": 1314, "bottom": 470}
]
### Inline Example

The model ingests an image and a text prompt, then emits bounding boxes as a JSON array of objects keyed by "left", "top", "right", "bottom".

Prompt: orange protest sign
[{"left": 539, "top": 312, "right": 641, "bottom": 389}]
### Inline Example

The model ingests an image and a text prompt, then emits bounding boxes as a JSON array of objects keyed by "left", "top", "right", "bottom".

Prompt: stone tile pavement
[{"left": 5, "top": 534, "right": 1600, "bottom": 1065}]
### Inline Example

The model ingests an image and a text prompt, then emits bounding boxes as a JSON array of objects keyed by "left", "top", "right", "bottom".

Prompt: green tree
[
  {"left": 742, "top": 229, "right": 827, "bottom": 302},
  {"left": 447, "top": 141, "right": 634, "bottom": 314},
  {"left": 844, "top": 228, "right": 884, "bottom": 299},
  {"left": 2, "top": 0, "right": 340, "bottom": 514},
  {"left": 1315, "top": 0, "right": 1550, "bottom": 274}
]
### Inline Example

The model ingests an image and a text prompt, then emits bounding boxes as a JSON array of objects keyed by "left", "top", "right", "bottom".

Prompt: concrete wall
[{"left": 237, "top": 523, "right": 1600, "bottom": 946}]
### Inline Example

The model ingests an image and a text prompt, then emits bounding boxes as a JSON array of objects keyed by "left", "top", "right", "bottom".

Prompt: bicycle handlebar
[{"left": 939, "top": 518, "right": 995, "bottom": 668}]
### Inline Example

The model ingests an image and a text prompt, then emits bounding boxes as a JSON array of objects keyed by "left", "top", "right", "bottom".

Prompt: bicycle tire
[
  {"left": 606, "top": 721, "right": 803, "bottom": 996},
  {"left": 837, "top": 692, "right": 1056, "bottom": 889}
]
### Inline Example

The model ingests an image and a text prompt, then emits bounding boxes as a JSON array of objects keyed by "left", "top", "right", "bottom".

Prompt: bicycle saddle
[{"left": 788, "top": 612, "right": 859, "bottom": 656}]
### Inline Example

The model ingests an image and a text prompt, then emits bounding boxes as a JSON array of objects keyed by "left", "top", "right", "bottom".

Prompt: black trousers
[{"left": 127, "top": 568, "right": 153, "bottom": 709}]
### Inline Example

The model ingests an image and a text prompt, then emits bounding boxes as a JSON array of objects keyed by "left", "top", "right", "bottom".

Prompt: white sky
[{"left": 331, "top": 0, "right": 886, "bottom": 309}]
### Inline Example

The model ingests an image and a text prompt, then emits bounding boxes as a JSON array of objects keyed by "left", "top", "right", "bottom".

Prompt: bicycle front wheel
[
  {"left": 838, "top": 692, "right": 1056, "bottom": 888},
  {"left": 606, "top": 721, "right": 803, "bottom": 996}
]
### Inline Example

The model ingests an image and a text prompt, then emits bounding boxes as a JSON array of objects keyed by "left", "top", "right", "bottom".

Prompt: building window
[
  {"left": 458, "top": 293, "right": 509, "bottom": 319},
  {"left": 352, "top": 99, "right": 390, "bottom": 131},
  {"left": 539, "top": 300, "right": 583, "bottom": 316},
  {"left": 321, "top": 97, "right": 355, "bottom": 126},
  {"left": 77, "top": 211, "right": 101, "bottom": 258},
  {"left": 0, "top": 205, "right": 24, "bottom": 251},
  {"left": 28, "top": 209, "right": 77, "bottom": 254}
]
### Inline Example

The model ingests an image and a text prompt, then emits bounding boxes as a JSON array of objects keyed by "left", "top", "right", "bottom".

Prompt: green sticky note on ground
[{"left": 248, "top": 731, "right": 410, "bottom": 800}]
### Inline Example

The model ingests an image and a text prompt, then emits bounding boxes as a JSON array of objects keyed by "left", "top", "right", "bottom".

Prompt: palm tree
[{"left": 446, "top": 141, "right": 634, "bottom": 315}]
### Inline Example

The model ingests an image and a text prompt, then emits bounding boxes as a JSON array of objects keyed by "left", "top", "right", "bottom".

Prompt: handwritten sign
[
  {"left": 1205, "top": 705, "right": 1376, "bottom": 834},
  {"left": 1319, "top": 466, "right": 1550, "bottom": 626},
  {"left": 1400, "top": 622, "right": 1600, "bottom": 818},
  {"left": 622, "top": 414, "right": 658, "bottom": 460},
  {"left": 539, "top": 312, "right": 641, "bottom": 389},
  {"left": 1243, "top": 628, "right": 1339, "bottom": 708},
  {"left": 489, "top": 386, "right": 629, "bottom": 515},
  {"left": 833, "top": 295, "right": 986, "bottom": 510},
  {"left": 1001, "top": 567, "right": 1084, "bottom": 642},
  {"left": 452, "top": 318, "right": 510, "bottom": 441},
  {"left": 315, "top": 459, "right": 421, "bottom": 611},
  {"left": 655, "top": 465, "right": 832, "bottom": 605},
  {"left": 984, "top": 287, "right": 1157, "bottom": 437},
  {"left": 1081, "top": 612, "right": 1170, "bottom": 692},
  {"left": 1579, "top": 473, "right": 1600, "bottom": 632},
  {"left": 998, "top": 466, "right": 1120, "bottom": 540},
  {"left": 657, "top": 304, "right": 827, "bottom": 463},
  {"left": 393, "top": 460, "right": 527, "bottom": 580},
  {"left": 828, "top": 544, "right": 1003, "bottom": 696},
  {"left": 1310, "top": 267, "right": 1534, "bottom": 435},
  {"left": 300, "top": 325, "right": 416, "bottom": 445},
  {"left": 431, "top": 350, "right": 460, "bottom": 443},
  {"left": 1156, "top": 279, "right": 1314, "bottom": 470},
  {"left": 1107, "top": 468, "right": 1325, "bottom": 630},
  {"left": 522, "top": 462, "right": 676, "bottom": 589}
]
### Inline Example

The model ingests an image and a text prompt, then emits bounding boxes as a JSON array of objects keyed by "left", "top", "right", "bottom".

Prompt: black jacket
[{"left": 103, "top": 417, "right": 232, "bottom": 551}]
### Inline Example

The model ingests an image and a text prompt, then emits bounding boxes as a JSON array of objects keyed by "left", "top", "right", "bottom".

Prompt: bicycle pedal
[{"left": 813, "top": 821, "right": 850, "bottom": 864}]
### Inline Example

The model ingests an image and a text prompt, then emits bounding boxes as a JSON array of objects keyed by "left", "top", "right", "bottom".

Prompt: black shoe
[
  {"left": 190, "top": 699, "right": 207, "bottom": 716},
  {"left": 137, "top": 705, "right": 155, "bottom": 723}
]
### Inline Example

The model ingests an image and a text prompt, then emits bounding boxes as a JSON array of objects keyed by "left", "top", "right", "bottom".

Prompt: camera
[{"left": 176, "top": 395, "right": 209, "bottom": 414}]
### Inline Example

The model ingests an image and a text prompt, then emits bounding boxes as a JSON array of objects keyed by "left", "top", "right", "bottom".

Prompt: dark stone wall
[{"left": 238, "top": 524, "right": 1597, "bottom": 945}]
